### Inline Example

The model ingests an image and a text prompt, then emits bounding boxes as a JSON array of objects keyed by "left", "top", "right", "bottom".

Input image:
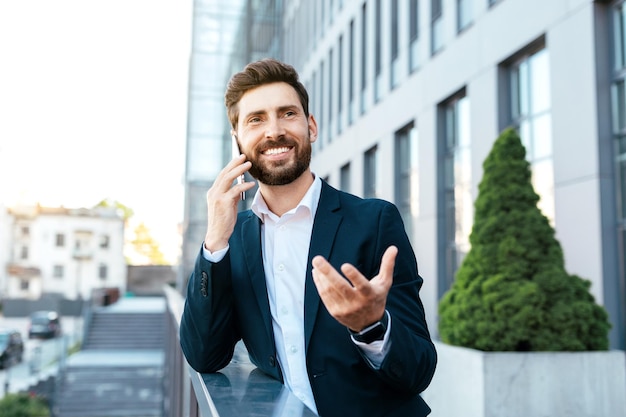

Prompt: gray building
[{"left": 182, "top": 0, "right": 625, "bottom": 349}]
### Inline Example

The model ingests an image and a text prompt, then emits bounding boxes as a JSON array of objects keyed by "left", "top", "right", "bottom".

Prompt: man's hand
[
  {"left": 204, "top": 154, "right": 255, "bottom": 252},
  {"left": 311, "top": 246, "right": 397, "bottom": 332}
]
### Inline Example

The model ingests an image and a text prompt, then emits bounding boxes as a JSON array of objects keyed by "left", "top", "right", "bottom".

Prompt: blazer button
[{"left": 269, "top": 356, "right": 276, "bottom": 367}]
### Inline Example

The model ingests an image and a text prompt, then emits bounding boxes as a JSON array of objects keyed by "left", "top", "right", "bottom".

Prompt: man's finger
[{"left": 378, "top": 245, "right": 398, "bottom": 287}]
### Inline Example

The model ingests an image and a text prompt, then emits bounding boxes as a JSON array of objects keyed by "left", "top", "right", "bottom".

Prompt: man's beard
[{"left": 244, "top": 135, "right": 312, "bottom": 186}]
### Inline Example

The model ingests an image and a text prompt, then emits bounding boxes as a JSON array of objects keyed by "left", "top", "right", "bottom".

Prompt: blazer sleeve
[
  {"left": 179, "top": 245, "right": 240, "bottom": 373},
  {"left": 368, "top": 203, "right": 437, "bottom": 394}
]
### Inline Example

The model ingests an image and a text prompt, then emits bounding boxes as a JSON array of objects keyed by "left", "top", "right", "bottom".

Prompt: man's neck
[{"left": 258, "top": 170, "right": 315, "bottom": 217}]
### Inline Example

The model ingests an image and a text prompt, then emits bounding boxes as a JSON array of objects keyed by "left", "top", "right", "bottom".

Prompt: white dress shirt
[{"left": 203, "top": 174, "right": 391, "bottom": 415}]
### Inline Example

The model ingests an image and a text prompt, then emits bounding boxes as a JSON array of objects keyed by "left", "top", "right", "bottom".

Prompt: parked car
[
  {"left": 28, "top": 310, "right": 62, "bottom": 339},
  {"left": 0, "top": 328, "right": 24, "bottom": 369}
]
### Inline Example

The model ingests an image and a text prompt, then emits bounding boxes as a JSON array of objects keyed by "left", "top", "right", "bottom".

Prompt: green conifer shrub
[
  {"left": 438, "top": 128, "right": 611, "bottom": 351},
  {"left": 0, "top": 393, "right": 49, "bottom": 417}
]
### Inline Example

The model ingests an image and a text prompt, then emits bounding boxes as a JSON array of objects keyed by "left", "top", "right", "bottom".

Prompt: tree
[
  {"left": 93, "top": 198, "right": 134, "bottom": 221},
  {"left": 438, "top": 128, "right": 611, "bottom": 351},
  {"left": 130, "top": 222, "right": 168, "bottom": 265}
]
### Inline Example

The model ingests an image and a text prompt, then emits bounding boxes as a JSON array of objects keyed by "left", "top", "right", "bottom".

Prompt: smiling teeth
[{"left": 264, "top": 147, "right": 290, "bottom": 155}]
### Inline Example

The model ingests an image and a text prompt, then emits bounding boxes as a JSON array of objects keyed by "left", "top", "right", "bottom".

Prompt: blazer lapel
[
  {"left": 241, "top": 213, "right": 274, "bottom": 343},
  {"left": 304, "top": 183, "right": 343, "bottom": 352}
]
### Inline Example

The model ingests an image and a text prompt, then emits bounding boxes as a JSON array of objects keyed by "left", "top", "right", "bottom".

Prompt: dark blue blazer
[{"left": 180, "top": 181, "right": 437, "bottom": 417}]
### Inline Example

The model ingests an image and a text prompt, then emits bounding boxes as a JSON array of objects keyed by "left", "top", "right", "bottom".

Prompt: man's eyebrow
[
  {"left": 277, "top": 105, "right": 299, "bottom": 112},
  {"left": 242, "top": 109, "right": 267, "bottom": 120},
  {"left": 242, "top": 105, "right": 300, "bottom": 121}
]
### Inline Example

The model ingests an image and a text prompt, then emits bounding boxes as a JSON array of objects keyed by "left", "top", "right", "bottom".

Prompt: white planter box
[{"left": 422, "top": 341, "right": 626, "bottom": 417}]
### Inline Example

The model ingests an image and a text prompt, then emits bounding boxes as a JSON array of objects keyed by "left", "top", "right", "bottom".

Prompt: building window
[
  {"left": 395, "top": 122, "right": 419, "bottom": 236},
  {"left": 508, "top": 45, "right": 554, "bottom": 222},
  {"left": 320, "top": 60, "right": 325, "bottom": 149},
  {"left": 20, "top": 280, "right": 29, "bottom": 290},
  {"left": 328, "top": 47, "right": 334, "bottom": 142},
  {"left": 99, "top": 264, "right": 108, "bottom": 280},
  {"left": 438, "top": 91, "right": 472, "bottom": 297},
  {"left": 21, "top": 226, "right": 30, "bottom": 236},
  {"left": 431, "top": 0, "right": 443, "bottom": 55},
  {"left": 457, "top": 0, "right": 472, "bottom": 32},
  {"left": 390, "top": 0, "right": 400, "bottom": 89},
  {"left": 349, "top": 19, "right": 356, "bottom": 124},
  {"left": 56, "top": 233, "right": 65, "bottom": 247},
  {"left": 100, "top": 235, "right": 110, "bottom": 249},
  {"left": 360, "top": 2, "right": 368, "bottom": 115},
  {"left": 53, "top": 265, "right": 64, "bottom": 279},
  {"left": 20, "top": 246, "right": 28, "bottom": 260},
  {"left": 409, "top": 0, "right": 420, "bottom": 72},
  {"left": 340, "top": 162, "right": 351, "bottom": 193},
  {"left": 611, "top": 0, "right": 626, "bottom": 329},
  {"left": 374, "top": 0, "right": 383, "bottom": 102},
  {"left": 364, "top": 145, "right": 378, "bottom": 198},
  {"left": 338, "top": 34, "right": 344, "bottom": 134}
]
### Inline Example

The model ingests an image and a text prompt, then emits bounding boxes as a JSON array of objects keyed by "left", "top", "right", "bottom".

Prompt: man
[{"left": 180, "top": 58, "right": 437, "bottom": 416}]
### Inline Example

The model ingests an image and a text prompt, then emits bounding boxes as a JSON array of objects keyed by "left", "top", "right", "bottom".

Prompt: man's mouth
[{"left": 262, "top": 146, "right": 292, "bottom": 156}]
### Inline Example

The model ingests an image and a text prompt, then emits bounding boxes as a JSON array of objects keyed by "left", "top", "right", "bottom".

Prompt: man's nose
[{"left": 265, "top": 116, "right": 286, "bottom": 139}]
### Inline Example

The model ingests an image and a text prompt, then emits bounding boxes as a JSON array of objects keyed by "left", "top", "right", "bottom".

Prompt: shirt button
[
  {"left": 279, "top": 225, "right": 286, "bottom": 231},
  {"left": 281, "top": 306, "right": 288, "bottom": 314},
  {"left": 290, "top": 345, "right": 297, "bottom": 354},
  {"left": 278, "top": 264, "right": 285, "bottom": 272}
]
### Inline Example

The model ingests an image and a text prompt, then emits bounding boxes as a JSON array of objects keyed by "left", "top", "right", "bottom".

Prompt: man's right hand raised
[{"left": 204, "top": 154, "right": 255, "bottom": 252}]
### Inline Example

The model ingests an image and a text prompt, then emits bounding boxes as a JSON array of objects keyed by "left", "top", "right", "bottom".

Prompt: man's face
[{"left": 234, "top": 82, "right": 317, "bottom": 186}]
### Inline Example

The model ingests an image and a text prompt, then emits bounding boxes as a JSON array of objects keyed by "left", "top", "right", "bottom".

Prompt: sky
[{"left": 0, "top": 1, "right": 193, "bottom": 264}]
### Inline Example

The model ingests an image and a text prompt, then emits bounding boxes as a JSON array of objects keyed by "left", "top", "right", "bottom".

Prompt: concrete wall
[{"left": 422, "top": 342, "right": 626, "bottom": 417}]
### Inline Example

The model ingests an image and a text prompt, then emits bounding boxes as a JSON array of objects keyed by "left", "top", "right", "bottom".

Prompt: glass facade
[
  {"left": 395, "top": 122, "right": 419, "bottom": 237},
  {"left": 612, "top": 0, "right": 626, "bottom": 340},
  {"left": 439, "top": 92, "right": 472, "bottom": 295},
  {"left": 431, "top": 0, "right": 443, "bottom": 54},
  {"left": 409, "top": 0, "right": 420, "bottom": 72},
  {"left": 364, "top": 145, "right": 378, "bottom": 198},
  {"left": 457, "top": 0, "right": 472, "bottom": 32},
  {"left": 340, "top": 163, "right": 351, "bottom": 193},
  {"left": 509, "top": 47, "right": 555, "bottom": 222}
]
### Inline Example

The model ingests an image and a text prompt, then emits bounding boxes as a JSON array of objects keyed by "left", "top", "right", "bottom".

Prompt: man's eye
[
  {"left": 284, "top": 111, "right": 296, "bottom": 117},
  {"left": 249, "top": 117, "right": 262, "bottom": 123}
]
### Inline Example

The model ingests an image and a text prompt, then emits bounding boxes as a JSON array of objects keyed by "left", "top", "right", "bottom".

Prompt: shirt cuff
[
  {"left": 201, "top": 243, "right": 229, "bottom": 263},
  {"left": 351, "top": 311, "right": 392, "bottom": 369}
]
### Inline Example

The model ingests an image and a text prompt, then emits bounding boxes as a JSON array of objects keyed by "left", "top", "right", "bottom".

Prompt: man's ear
[{"left": 308, "top": 114, "right": 318, "bottom": 143}]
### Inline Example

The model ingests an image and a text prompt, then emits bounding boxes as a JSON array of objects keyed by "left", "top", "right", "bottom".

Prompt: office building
[{"left": 182, "top": 0, "right": 625, "bottom": 348}]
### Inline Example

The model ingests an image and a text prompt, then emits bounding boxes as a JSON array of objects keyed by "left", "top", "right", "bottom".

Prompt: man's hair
[{"left": 225, "top": 58, "right": 310, "bottom": 129}]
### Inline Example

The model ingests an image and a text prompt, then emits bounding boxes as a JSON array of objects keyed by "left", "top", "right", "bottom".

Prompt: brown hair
[{"left": 224, "top": 58, "right": 310, "bottom": 129}]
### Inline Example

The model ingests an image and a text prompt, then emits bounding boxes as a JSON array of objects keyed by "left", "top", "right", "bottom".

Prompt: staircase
[
  {"left": 53, "top": 297, "right": 166, "bottom": 417},
  {"left": 83, "top": 312, "right": 164, "bottom": 350}
]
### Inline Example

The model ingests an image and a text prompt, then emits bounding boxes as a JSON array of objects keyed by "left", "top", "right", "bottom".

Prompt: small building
[{"left": 3, "top": 204, "right": 126, "bottom": 300}]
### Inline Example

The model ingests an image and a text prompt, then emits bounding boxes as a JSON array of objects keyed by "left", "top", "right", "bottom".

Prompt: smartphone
[{"left": 231, "top": 135, "right": 246, "bottom": 201}]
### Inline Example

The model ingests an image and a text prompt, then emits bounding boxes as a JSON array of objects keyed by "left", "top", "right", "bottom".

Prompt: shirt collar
[{"left": 251, "top": 174, "right": 322, "bottom": 222}]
